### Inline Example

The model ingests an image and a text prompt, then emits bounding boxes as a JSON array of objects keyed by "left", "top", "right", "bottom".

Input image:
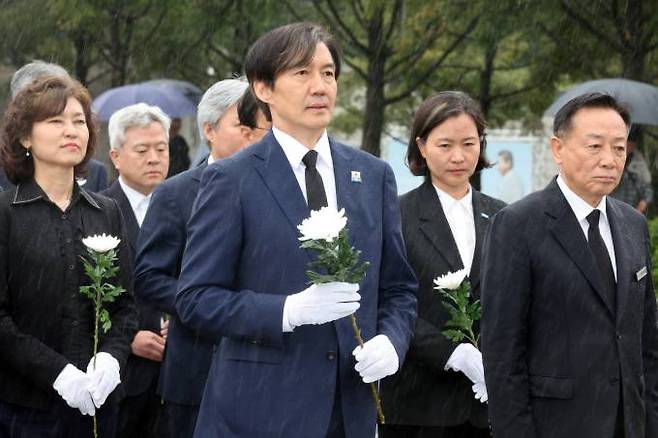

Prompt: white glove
[
  {"left": 283, "top": 282, "right": 360, "bottom": 331},
  {"left": 472, "top": 380, "right": 488, "bottom": 403},
  {"left": 445, "top": 343, "right": 487, "bottom": 402},
  {"left": 352, "top": 335, "right": 399, "bottom": 383},
  {"left": 86, "top": 352, "right": 121, "bottom": 408},
  {"left": 53, "top": 364, "right": 96, "bottom": 416}
]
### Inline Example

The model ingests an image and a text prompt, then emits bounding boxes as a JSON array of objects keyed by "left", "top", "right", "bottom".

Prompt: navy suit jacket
[
  {"left": 176, "top": 132, "right": 417, "bottom": 438},
  {"left": 134, "top": 162, "right": 213, "bottom": 405},
  {"left": 481, "top": 179, "right": 658, "bottom": 438},
  {"left": 102, "top": 181, "right": 162, "bottom": 398}
]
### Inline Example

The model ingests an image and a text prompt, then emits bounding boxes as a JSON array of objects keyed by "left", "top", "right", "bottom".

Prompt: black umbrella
[{"left": 544, "top": 78, "right": 658, "bottom": 125}]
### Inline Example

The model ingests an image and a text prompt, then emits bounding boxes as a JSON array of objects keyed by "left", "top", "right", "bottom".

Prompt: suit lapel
[
  {"left": 417, "top": 181, "right": 463, "bottom": 272},
  {"left": 331, "top": 140, "right": 360, "bottom": 230},
  {"left": 108, "top": 181, "right": 140, "bottom": 252},
  {"left": 469, "top": 190, "right": 491, "bottom": 292},
  {"left": 607, "top": 199, "right": 632, "bottom": 324},
  {"left": 545, "top": 180, "right": 615, "bottom": 318},
  {"left": 251, "top": 133, "right": 310, "bottom": 236}
]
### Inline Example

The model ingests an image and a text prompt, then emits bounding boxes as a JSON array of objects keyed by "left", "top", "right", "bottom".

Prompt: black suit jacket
[
  {"left": 382, "top": 180, "right": 505, "bottom": 427},
  {"left": 481, "top": 178, "right": 658, "bottom": 438},
  {"left": 134, "top": 162, "right": 214, "bottom": 405},
  {"left": 102, "top": 180, "right": 162, "bottom": 398}
]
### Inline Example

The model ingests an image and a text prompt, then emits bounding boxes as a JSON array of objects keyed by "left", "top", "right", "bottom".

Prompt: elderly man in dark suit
[
  {"left": 102, "top": 103, "right": 170, "bottom": 438},
  {"left": 175, "top": 22, "right": 417, "bottom": 438},
  {"left": 481, "top": 93, "right": 658, "bottom": 438},
  {"left": 134, "top": 81, "right": 270, "bottom": 438}
]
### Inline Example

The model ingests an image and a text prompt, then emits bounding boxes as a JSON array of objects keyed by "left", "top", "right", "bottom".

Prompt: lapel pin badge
[
  {"left": 636, "top": 266, "right": 647, "bottom": 281},
  {"left": 481, "top": 212, "right": 489, "bottom": 219},
  {"left": 351, "top": 171, "right": 362, "bottom": 183}
]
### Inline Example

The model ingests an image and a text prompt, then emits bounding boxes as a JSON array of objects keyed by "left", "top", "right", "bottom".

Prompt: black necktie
[
  {"left": 586, "top": 210, "right": 617, "bottom": 309},
  {"left": 302, "top": 150, "right": 328, "bottom": 212}
]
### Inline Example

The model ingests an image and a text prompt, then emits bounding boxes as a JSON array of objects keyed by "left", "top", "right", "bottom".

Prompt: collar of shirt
[
  {"left": 118, "top": 176, "right": 151, "bottom": 221},
  {"left": 207, "top": 154, "right": 216, "bottom": 166},
  {"left": 273, "top": 126, "right": 333, "bottom": 172},
  {"left": 557, "top": 174, "right": 608, "bottom": 225},
  {"left": 433, "top": 184, "right": 474, "bottom": 215}
]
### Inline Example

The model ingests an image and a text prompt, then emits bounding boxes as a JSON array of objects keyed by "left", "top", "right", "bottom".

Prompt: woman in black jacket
[
  {"left": 381, "top": 91, "right": 506, "bottom": 438},
  {"left": 0, "top": 75, "right": 137, "bottom": 437}
]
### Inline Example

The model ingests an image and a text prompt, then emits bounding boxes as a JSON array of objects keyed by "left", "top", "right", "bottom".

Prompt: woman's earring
[{"left": 25, "top": 149, "right": 31, "bottom": 157}]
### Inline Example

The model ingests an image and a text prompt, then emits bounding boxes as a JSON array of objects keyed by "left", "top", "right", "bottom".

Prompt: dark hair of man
[
  {"left": 407, "top": 91, "right": 490, "bottom": 177},
  {"left": 627, "top": 124, "right": 641, "bottom": 144},
  {"left": 237, "top": 88, "right": 270, "bottom": 129},
  {"left": 498, "top": 149, "right": 513, "bottom": 167},
  {"left": 1, "top": 75, "right": 98, "bottom": 184},
  {"left": 243, "top": 22, "right": 342, "bottom": 119},
  {"left": 553, "top": 92, "right": 631, "bottom": 137}
]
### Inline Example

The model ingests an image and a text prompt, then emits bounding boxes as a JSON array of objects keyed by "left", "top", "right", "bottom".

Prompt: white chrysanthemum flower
[
  {"left": 298, "top": 207, "right": 348, "bottom": 242},
  {"left": 82, "top": 233, "right": 121, "bottom": 253},
  {"left": 433, "top": 269, "right": 467, "bottom": 290}
]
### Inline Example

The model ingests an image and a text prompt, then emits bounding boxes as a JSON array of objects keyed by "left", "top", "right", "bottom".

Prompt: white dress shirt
[
  {"left": 557, "top": 175, "right": 617, "bottom": 279},
  {"left": 118, "top": 177, "right": 151, "bottom": 227},
  {"left": 434, "top": 185, "right": 476, "bottom": 274},
  {"left": 273, "top": 126, "right": 338, "bottom": 211}
]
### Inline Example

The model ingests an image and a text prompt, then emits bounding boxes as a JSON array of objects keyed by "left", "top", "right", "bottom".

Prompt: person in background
[
  {"left": 3, "top": 60, "right": 109, "bottom": 193},
  {"left": 381, "top": 91, "right": 505, "bottom": 438},
  {"left": 0, "top": 75, "right": 136, "bottom": 437},
  {"left": 102, "top": 103, "right": 170, "bottom": 438},
  {"left": 610, "top": 125, "right": 653, "bottom": 214},
  {"left": 135, "top": 80, "right": 270, "bottom": 438},
  {"left": 166, "top": 118, "right": 190, "bottom": 178},
  {"left": 496, "top": 149, "right": 524, "bottom": 203}
]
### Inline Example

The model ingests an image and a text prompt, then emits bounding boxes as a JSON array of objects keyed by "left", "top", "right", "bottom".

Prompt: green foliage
[
  {"left": 300, "top": 229, "right": 369, "bottom": 284},
  {"left": 438, "top": 280, "right": 481, "bottom": 347},
  {"left": 79, "top": 248, "right": 126, "bottom": 334}
]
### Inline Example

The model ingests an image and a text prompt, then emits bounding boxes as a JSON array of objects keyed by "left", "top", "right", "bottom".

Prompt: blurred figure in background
[
  {"left": 610, "top": 125, "right": 653, "bottom": 214},
  {"left": 166, "top": 118, "right": 190, "bottom": 178},
  {"left": 496, "top": 149, "right": 524, "bottom": 204}
]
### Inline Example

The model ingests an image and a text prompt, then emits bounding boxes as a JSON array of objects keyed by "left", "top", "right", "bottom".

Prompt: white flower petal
[
  {"left": 82, "top": 233, "right": 121, "bottom": 253},
  {"left": 433, "top": 269, "right": 467, "bottom": 290},
  {"left": 298, "top": 207, "right": 347, "bottom": 242}
]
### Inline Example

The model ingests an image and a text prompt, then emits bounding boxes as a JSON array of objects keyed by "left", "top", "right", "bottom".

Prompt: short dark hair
[
  {"left": 237, "top": 88, "right": 270, "bottom": 129},
  {"left": 407, "top": 91, "right": 490, "bottom": 177},
  {"left": 553, "top": 92, "right": 631, "bottom": 136},
  {"left": 1, "top": 75, "right": 98, "bottom": 184},
  {"left": 244, "top": 22, "right": 342, "bottom": 119},
  {"left": 498, "top": 150, "right": 513, "bottom": 167}
]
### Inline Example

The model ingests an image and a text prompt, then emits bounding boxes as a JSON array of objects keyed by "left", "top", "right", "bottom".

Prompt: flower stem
[
  {"left": 93, "top": 283, "right": 101, "bottom": 438},
  {"left": 350, "top": 314, "right": 385, "bottom": 424}
]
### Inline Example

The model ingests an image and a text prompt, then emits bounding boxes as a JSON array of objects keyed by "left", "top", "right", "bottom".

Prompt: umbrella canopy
[
  {"left": 142, "top": 79, "right": 203, "bottom": 105},
  {"left": 92, "top": 81, "right": 200, "bottom": 121},
  {"left": 544, "top": 78, "right": 658, "bottom": 126}
]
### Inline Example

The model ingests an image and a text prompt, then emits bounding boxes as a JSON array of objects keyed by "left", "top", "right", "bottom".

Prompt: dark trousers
[
  {"left": 167, "top": 402, "right": 199, "bottom": 438},
  {"left": 0, "top": 400, "right": 117, "bottom": 438},
  {"left": 117, "top": 381, "right": 168, "bottom": 438},
  {"left": 379, "top": 423, "right": 490, "bottom": 438},
  {"left": 325, "top": 365, "right": 345, "bottom": 438}
]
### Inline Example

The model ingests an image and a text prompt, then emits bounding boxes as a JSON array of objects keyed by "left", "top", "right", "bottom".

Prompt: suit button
[
  {"left": 616, "top": 331, "right": 622, "bottom": 340},
  {"left": 65, "top": 238, "right": 72, "bottom": 244},
  {"left": 61, "top": 214, "right": 67, "bottom": 220},
  {"left": 68, "top": 264, "right": 74, "bottom": 270},
  {"left": 250, "top": 339, "right": 262, "bottom": 345},
  {"left": 609, "top": 376, "right": 619, "bottom": 385},
  {"left": 326, "top": 351, "right": 336, "bottom": 360},
  {"left": 71, "top": 321, "right": 78, "bottom": 327}
]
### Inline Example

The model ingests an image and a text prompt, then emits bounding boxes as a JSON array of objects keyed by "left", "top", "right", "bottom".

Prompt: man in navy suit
[
  {"left": 134, "top": 79, "right": 270, "bottom": 438},
  {"left": 176, "top": 22, "right": 417, "bottom": 438},
  {"left": 102, "top": 103, "right": 171, "bottom": 438},
  {"left": 481, "top": 93, "right": 658, "bottom": 438}
]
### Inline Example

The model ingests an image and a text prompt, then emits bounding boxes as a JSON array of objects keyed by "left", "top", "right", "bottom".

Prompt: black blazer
[
  {"left": 481, "top": 178, "right": 658, "bottom": 438},
  {"left": 0, "top": 179, "right": 137, "bottom": 409},
  {"left": 102, "top": 180, "right": 162, "bottom": 398},
  {"left": 134, "top": 162, "right": 214, "bottom": 405},
  {"left": 382, "top": 180, "right": 505, "bottom": 427}
]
